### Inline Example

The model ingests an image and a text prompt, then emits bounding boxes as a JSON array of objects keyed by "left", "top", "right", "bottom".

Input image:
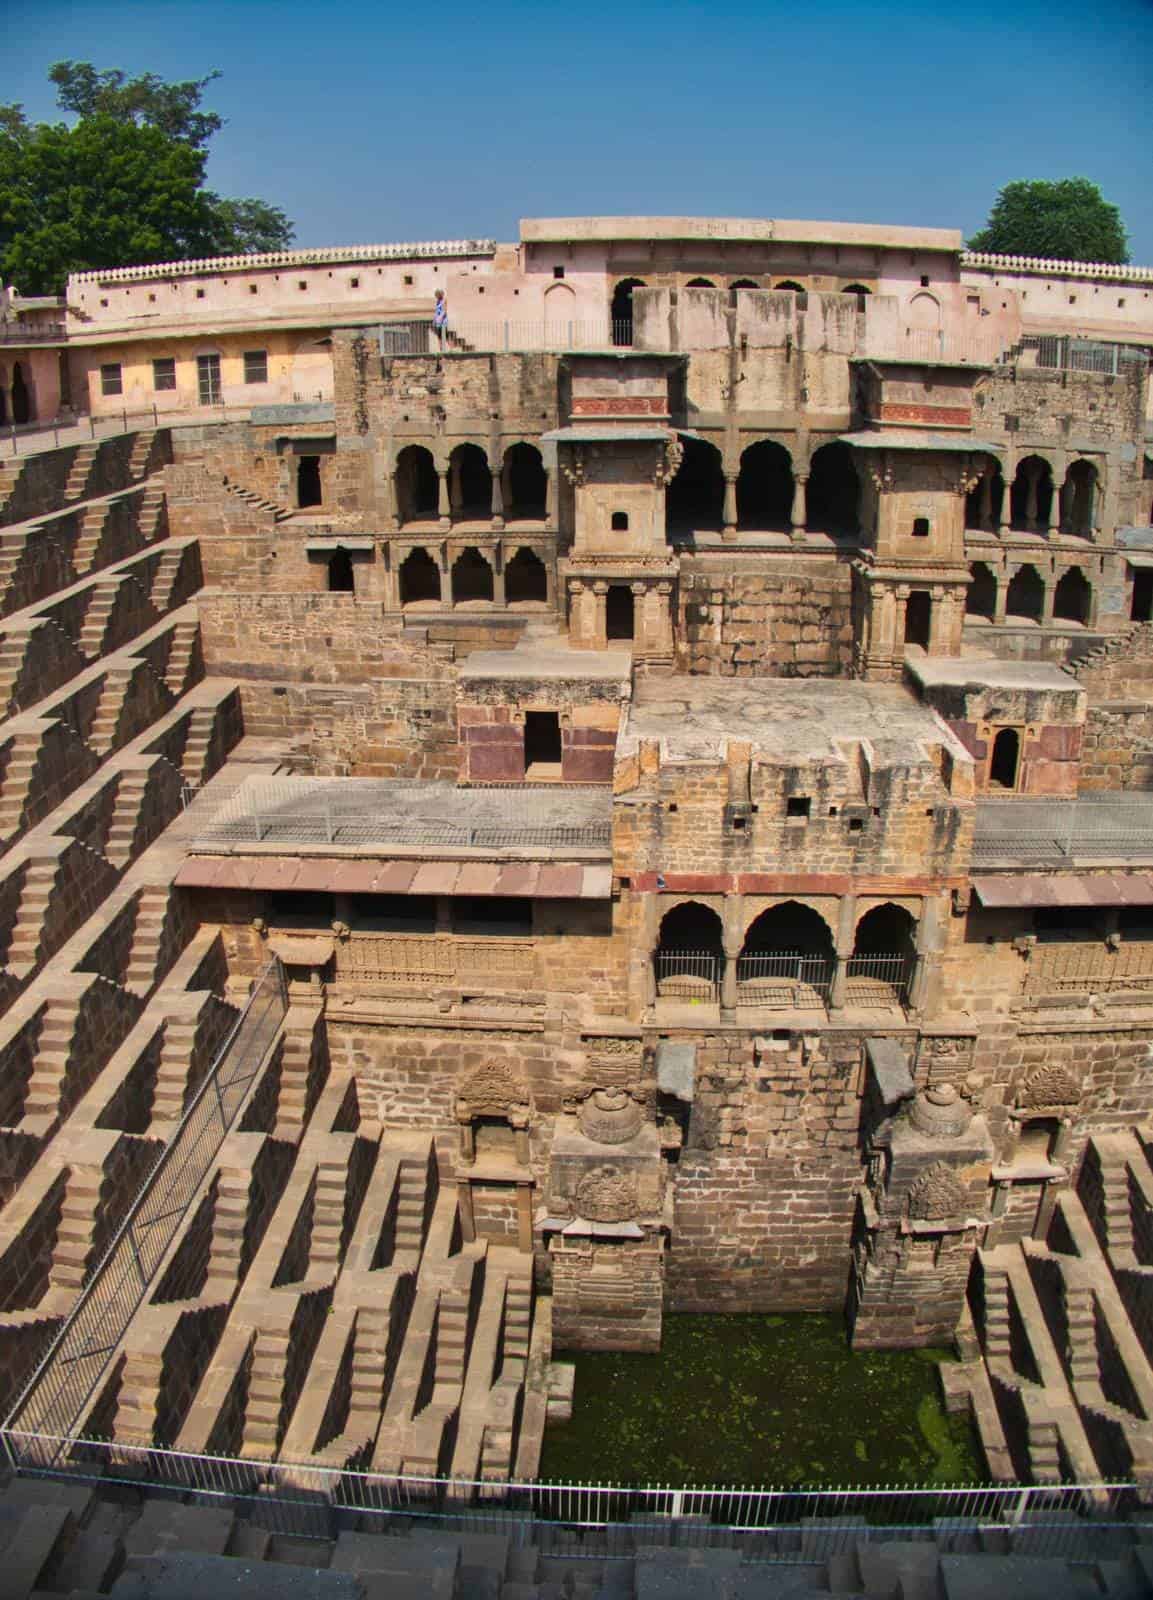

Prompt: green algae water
[{"left": 539, "top": 1313, "right": 984, "bottom": 1488}]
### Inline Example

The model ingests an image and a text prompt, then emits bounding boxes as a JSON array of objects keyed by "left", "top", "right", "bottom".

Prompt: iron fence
[
  {"left": 655, "top": 948, "right": 722, "bottom": 1000},
  {"left": 2, "top": 960, "right": 287, "bottom": 1449},
  {"left": 376, "top": 319, "right": 619, "bottom": 355},
  {"left": 0, "top": 1431, "right": 1148, "bottom": 1558},
  {"left": 1017, "top": 336, "right": 1149, "bottom": 376},
  {"left": 736, "top": 951, "right": 831, "bottom": 1007},
  {"left": 0, "top": 323, "right": 65, "bottom": 344},
  {"left": 973, "top": 794, "right": 1153, "bottom": 863},
  {"left": 844, "top": 953, "right": 911, "bottom": 1006}
]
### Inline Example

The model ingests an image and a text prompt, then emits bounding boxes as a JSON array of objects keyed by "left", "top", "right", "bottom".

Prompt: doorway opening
[
  {"left": 524, "top": 711, "right": 562, "bottom": 774},
  {"left": 989, "top": 727, "right": 1020, "bottom": 790},
  {"left": 606, "top": 584, "right": 635, "bottom": 641},
  {"left": 904, "top": 591, "right": 931, "bottom": 648},
  {"left": 297, "top": 455, "right": 322, "bottom": 508}
]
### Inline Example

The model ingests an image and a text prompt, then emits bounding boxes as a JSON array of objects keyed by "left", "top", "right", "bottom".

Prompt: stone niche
[{"left": 543, "top": 1097, "right": 666, "bottom": 1352}]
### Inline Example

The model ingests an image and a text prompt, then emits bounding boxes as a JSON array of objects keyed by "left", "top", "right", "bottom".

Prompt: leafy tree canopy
[
  {"left": 967, "top": 178, "right": 1129, "bottom": 265},
  {"left": 0, "top": 62, "right": 294, "bottom": 294}
]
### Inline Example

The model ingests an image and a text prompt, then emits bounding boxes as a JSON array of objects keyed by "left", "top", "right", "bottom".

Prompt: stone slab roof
[
  {"left": 459, "top": 644, "right": 632, "bottom": 683},
  {"left": 622, "top": 677, "right": 971, "bottom": 768},
  {"left": 838, "top": 429, "right": 1004, "bottom": 453},
  {"left": 972, "top": 872, "right": 1153, "bottom": 908},
  {"left": 176, "top": 855, "right": 612, "bottom": 899},
  {"left": 908, "top": 657, "right": 1082, "bottom": 694}
]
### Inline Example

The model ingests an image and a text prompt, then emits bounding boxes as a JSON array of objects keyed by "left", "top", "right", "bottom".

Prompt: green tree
[
  {"left": 968, "top": 178, "right": 1129, "bottom": 264},
  {"left": 0, "top": 63, "right": 293, "bottom": 294}
]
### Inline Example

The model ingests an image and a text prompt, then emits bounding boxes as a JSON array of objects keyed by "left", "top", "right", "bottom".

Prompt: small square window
[
  {"left": 786, "top": 796, "right": 811, "bottom": 819},
  {"left": 243, "top": 349, "right": 269, "bottom": 385},
  {"left": 148, "top": 293, "right": 156, "bottom": 303},
  {"left": 152, "top": 357, "right": 176, "bottom": 392},
  {"left": 404, "top": 274, "right": 414, "bottom": 286},
  {"left": 350, "top": 277, "right": 360, "bottom": 288},
  {"left": 249, "top": 284, "right": 259, "bottom": 295},
  {"left": 848, "top": 816, "right": 865, "bottom": 833},
  {"left": 1119, "top": 298, "right": 1127, "bottom": 309},
  {"left": 1068, "top": 294, "right": 1076, "bottom": 305},
  {"left": 553, "top": 265, "right": 565, "bottom": 279},
  {"left": 195, "top": 288, "right": 205, "bottom": 300},
  {"left": 298, "top": 280, "right": 308, "bottom": 291},
  {"left": 912, "top": 517, "right": 930, "bottom": 537},
  {"left": 611, "top": 511, "right": 629, "bottom": 531},
  {"left": 920, "top": 274, "right": 930, "bottom": 287},
  {"left": 100, "top": 363, "right": 123, "bottom": 397},
  {"left": 100, "top": 298, "right": 109, "bottom": 308}
]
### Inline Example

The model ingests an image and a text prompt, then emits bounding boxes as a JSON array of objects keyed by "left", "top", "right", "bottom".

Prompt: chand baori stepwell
[{"left": 3, "top": 213, "right": 1153, "bottom": 1489}]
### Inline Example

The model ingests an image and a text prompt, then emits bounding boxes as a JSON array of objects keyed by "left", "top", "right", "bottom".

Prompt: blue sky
[{"left": 5, "top": 0, "right": 1153, "bottom": 260}]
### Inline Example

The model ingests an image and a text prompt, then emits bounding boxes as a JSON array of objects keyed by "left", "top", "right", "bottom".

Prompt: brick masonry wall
[{"left": 677, "top": 555, "right": 855, "bottom": 677}]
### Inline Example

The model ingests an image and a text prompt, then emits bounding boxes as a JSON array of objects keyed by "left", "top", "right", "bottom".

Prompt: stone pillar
[
  {"left": 998, "top": 466, "right": 1012, "bottom": 537},
  {"left": 829, "top": 894, "right": 857, "bottom": 1012},
  {"left": 1046, "top": 472, "right": 1061, "bottom": 538},
  {"left": 1024, "top": 462, "right": 1040, "bottom": 532},
  {"left": 592, "top": 581, "right": 609, "bottom": 648},
  {"left": 493, "top": 542, "right": 506, "bottom": 606},
  {"left": 654, "top": 581, "right": 674, "bottom": 656},
  {"left": 791, "top": 473, "right": 809, "bottom": 540},
  {"left": 722, "top": 473, "right": 738, "bottom": 541},
  {"left": 437, "top": 470, "right": 450, "bottom": 529},
  {"left": 926, "top": 587, "right": 946, "bottom": 653},
  {"left": 907, "top": 897, "right": 943, "bottom": 1013},
  {"left": 721, "top": 894, "right": 744, "bottom": 1015},
  {"left": 1042, "top": 571, "right": 1056, "bottom": 624},
  {"left": 379, "top": 540, "right": 399, "bottom": 610},
  {"left": 545, "top": 469, "right": 557, "bottom": 527},
  {"left": 382, "top": 468, "right": 399, "bottom": 533},
  {"left": 516, "top": 1182, "right": 534, "bottom": 1254},
  {"left": 449, "top": 455, "right": 463, "bottom": 521},
  {"left": 490, "top": 458, "right": 505, "bottom": 530},
  {"left": 894, "top": 585, "right": 910, "bottom": 657},
  {"left": 993, "top": 572, "right": 1008, "bottom": 624},
  {"left": 978, "top": 470, "right": 993, "bottom": 533}
]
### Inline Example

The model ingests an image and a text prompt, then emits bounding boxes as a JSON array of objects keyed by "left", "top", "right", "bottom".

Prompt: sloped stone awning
[
  {"left": 267, "top": 934, "right": 335, "bottom": 966},
  {"left": 971, "top": 872, "right": 1153, "bottom": 908},
  {"left": 175, "top": 855, "right": 612, "bottom": 899}
]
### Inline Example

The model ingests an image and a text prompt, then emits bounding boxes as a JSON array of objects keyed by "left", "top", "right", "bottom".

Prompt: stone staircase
[
  {"left": 64, "top": 442, "right": 99, "bottom": 503},
  {"left": 21, "top": 996, "right": 77, "bottom": 1120},
  {"left": 956, "top": 1128, "right": 1153, "bottom": 1490},
  {"left": 87, "top": 662, "right": 135, "bottom": 753},
  {"left": 46, "top": 1163, "right": 103, "bottom": 1293},
  {"left": 181, "top": 704, "right": 216, "bottom": 784},
  {"left": 105, "top": 767, "right": 152, "bottom": 867},
  {"left": 240, "top": 1325, "right": 291, "bottom": 1459},
  {"left": 0, "top": 728, "right": 43, "bottom": 842},
  {"left": 124, "top": 888, "right": 175, "bottom": 993},
  {"left": 79, "top": 577, "right": 123, "bottom": 659},
  {"left": 204, "top": 1164, "right": 254, "bottom": 1299},
  {"left": 6, "top": 850, "right": 60, "bottom": 972},
  {"left": 149, "top": 544, "right": 188, "bottom": 612},
  {"left": 128, "top": 430, "right": 160, "bottom": 480},
  {"left": 308, "top": 1157, "right": 350, "bottom": 1278},
  {"left": 222, "top": 479, "right": 292, "bottom": 522}
]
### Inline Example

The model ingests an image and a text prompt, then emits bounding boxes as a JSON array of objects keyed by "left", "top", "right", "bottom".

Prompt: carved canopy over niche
[
  {"left": 908, "top": 1161, "right": 969, "bottom": 1222},
  {"left": 575, "top": 1165, "right": 640, "bottom": 1223},
  {"left": 456, "top": 1061, "right": 532, "bottom": 1127},
  {"left": 1017, "top": 1064, "right": 1081, "bottom": 1111}
]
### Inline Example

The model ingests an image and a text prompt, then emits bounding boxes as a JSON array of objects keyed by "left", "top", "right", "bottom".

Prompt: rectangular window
[
  {"left": 196, "top": 353, "right": 222, "bottom": 406},
  {"left": 152, "top": 357, "right": 176, "bottom": 392},
  {"left": 99, "top": 363, "right": 122, "bottom": 397},
  {"left": 243, "top": 349, "right": 269, "bottom": 385}
]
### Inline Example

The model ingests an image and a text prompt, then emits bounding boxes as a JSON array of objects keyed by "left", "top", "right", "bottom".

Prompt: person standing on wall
[{"left": 434, "top": 289, "right": 448, "bottom": 348}]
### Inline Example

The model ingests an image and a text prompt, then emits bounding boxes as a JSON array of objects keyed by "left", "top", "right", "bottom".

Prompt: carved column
[
  {"left": 1046, "top": 469, "right": 1061, "bottom": 537},
  {"left": 654, "top": 581, "right": 675, "bottom": 656},
  {"left": 1042, "top": 570, "right": 1056, "bottom": 624},
  {"left": 490, "top": 451, "right": 505, "bottom": 530},
  {"left": 998, "top": 464, "right": 1012, "bottom": 537},
  {"left": 894, "top": 585, "right": 910, "bottom": 658},
  {"left": 545, "top": 468, "right": 557, "bottom": 527},
  {"left": 829, "top": 894, "right": 857, "bottom": 1011},
  {"left": 1024, "top": 462, "right": 1040, "bottom": 532},
  {"left": 978, "top": 470, "right": 993, "bottom": 533},
  {"left": 993, "top": 571, "right": 1008, "bottom": 624},
  {"left": 722, "top": 472, "right": 738, "bottom": 541},
  {"left": 721, "top": 893, "right": 744, "bottom": 1015},
  {"left": 493, "top": 541, "right": 506, "bottom": 606},
  {"left": 437, "top": 470, "right": 450, "bottom": 529},
  {"left": 592, "top": 580, "right": 609, "bottom": 649},
  {"left": 791, "top": 472, "right": 809, "bottom": 540}
]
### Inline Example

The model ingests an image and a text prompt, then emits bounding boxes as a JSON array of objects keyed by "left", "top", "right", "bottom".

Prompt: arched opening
[
  {"left": 396, "top": 446, "right": 438, "bottom": 525},
  {"left": 904, "top": 590, "right": 932, "bottom": 648},
  {"left": 965, "top": 458, "right": 1005, "bottom": 531},
  {"left": 847, "top": 903, "right": 916, "bottom": 1006},
  {"left": 966, "top": 562, "right": 997, "bottom": 620},
  {"left": 665, "top": 436, "right": 724, "bottom": 538},
  {"left": 807, "top": 442, "right": 858, "bottom": 535},
  {"left": 685, "top": 277, "right": 716, "bottom": 288},
  {"left": 842, "top": 284, "right": 871, "bottom": 311},
  {"left": 11, "top": 363, "right": 31, "bottom": 426},
  {"left": 1053, "top": 565, "right": 1091, "bottom": 624},
  {"left": 990, "top": 727, "right": 1020, "bottom": 790},
  {"left": 398, "top": 547, "right": 441, "bottom": 606},
  {"left": 296, "top": 455, "right": 322, "bottom": 508},
  {"left": 611, "top": 278, "right": 646, "bottom": 346},
  {"left": 1131, "top": 569, "right": 1153, "bottom": 622},
  {"left": 502, "top": 443, "right": 546, "bottom": 520},
  {"left": 450, "top": 443, "right": 492, "bottom": 521},
  {"left": 908, "top": 292, "right": 941, "bottom": 329},
  {"left": 729, "top": 278, "right": 759, "bottom": 306},
  {"left": 451, "top": 546, "right": 494, "bottom": 605},
  {"left": 505, "top": 546, "right": 548, "bottom": 605},
  {"left": 736, "top": 902, "right": 835, "bottom": 1008},
  {"left": 737, "top": 440, "right": 793, "bottom": 532},
  {"left": 654, "top": 901, "right": 724, "bottom": 1002},
  {"left": 1061, "top": 460, "right": 1098, "bottom": 537},
  {"left": 0, "top": 367, "right": 8, "bottom": 427},
  {"left": 1010, "top": 456, "right": 1054, "bottom": 533},
  {"left": 1005, "top": 565, "right": 1044, "bottom": 622},
  {"left": 775, "top": 281, "right": 805, "bottom": 294},
  {"left": 327, "top": 548, "right": 355, "bottom": 593},
  {"left": 605, "top": 584, "right": 635, "bottom": 641}
]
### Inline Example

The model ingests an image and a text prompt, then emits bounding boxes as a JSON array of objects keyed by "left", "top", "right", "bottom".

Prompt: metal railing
[
  {"left": 736, "top": 951, "right": 831, "bottom": 1007},
  {"left": 0, "top": 1432, "right": 1147, "bottom": 1556},
  {"left": 0, "top": 323, "right": 66, "bottom": 344},
  {"left": 973, "top": 794, "right": 1153, "bottom": 863},
  {"left": 1, "top": 405, "right": 258, "bottom": 456},
  {"left": 844, "top": 952, "right": 911, "bottom": 1006},
  {"left": 3, "top": 960, "right": 287, "bottom": 1449},
  {"left": 654, "top": 948, "right": 722, "bottom": 1000},
  {"left": 1016, "top": 336, "right": 1149, "bottom": 376},
  {"left": 862, "top": 329, "right": 1010, "bottom": 366},
  {"left": 376, "top": 319, "right": 621, "bottom": 355}
]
